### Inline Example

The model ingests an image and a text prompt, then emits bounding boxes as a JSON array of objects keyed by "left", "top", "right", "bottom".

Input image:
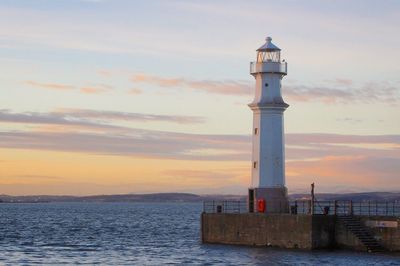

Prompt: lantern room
[
  {"left": 256, "top": 37, "right": 281, "bottom": 63},
  {"left": 250, "top": 36, "right": 287, "bottom": 76}
]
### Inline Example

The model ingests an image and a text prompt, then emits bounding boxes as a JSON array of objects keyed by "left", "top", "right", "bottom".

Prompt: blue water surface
[{"left": 0, "top": 202, "right": 398, "bottom": 265}]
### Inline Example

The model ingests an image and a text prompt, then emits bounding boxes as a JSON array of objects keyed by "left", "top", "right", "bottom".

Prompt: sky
[{"left": 0, "top": 0, "right": 399, "bottom": 196}]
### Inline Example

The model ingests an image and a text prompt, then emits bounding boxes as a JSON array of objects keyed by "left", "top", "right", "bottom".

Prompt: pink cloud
[
  {"left": 96, "top": 69, "right": 113, "bottom": 77},
  {"left": 80, "top": 85, "right": 112, "bottom": 94},
  {"left": 129, "top": 88, "right": 143, "bottom": 95},
  {"left": 132, "top": 73, "right": 251, "bottom": 95},
  {"left": 286, "top": 155, "right": 400, "bottom": 192},
  {"left": 335, "top": 78, "right": 353, "bottom": 86},
  {"left": 25, "top": 80, "right": 74, "bottom": 90}
]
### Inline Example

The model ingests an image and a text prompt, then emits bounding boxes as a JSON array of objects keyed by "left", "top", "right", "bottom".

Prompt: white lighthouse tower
[{"left": 248, "top": 37, "right": 289, "bottom": 213}]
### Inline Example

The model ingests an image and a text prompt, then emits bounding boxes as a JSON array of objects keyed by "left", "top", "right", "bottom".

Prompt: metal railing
[
  {"left": 297, "top": 200, "right": 400, "bottom": 216},
  {"left": 203, "top": 200, "right": 248, "bottom": 214},
  {"left": 203, "top": 200, "right": 400, "bottom": 217}
]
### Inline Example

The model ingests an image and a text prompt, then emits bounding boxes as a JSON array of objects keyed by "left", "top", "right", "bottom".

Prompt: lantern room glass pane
[{"left": 257, "top": 51, "right": 280, "bottom": 63}]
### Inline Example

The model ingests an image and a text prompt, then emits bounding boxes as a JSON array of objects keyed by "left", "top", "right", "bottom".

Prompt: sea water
[{"left": 0, "top": 202, "right": 399, "bottom": 265}]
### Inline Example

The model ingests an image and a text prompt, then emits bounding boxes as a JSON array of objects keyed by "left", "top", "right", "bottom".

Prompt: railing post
[
  {"left": 393, "top": 202, "right": 395, "bottom": 216},
  {"left": 349, "top": 200, "right": 353, "bottom": 215},
  {"left": 367, "top": 201, "right": 370, "bottom": 216},
  {"left": 311, "top": 183, "right": 315, "bottom": 215},
  {"left": 334, "top": 200, "right": 337, "bottom": 215},
  {"left": 386, "top": 202, "right": 388, "bottom": 216}
]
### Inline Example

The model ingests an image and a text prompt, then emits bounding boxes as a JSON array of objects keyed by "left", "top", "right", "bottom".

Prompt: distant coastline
[{"left": 0, "top": 192, "right": 399, "bottom": 203}]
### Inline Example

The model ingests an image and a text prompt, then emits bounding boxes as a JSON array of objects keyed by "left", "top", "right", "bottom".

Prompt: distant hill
[
  {"left": 0, "top": 192, "right": 399, "bottom": 203},
  {"left": 0, "top": 193, "right": 245, "bottom": 203}
]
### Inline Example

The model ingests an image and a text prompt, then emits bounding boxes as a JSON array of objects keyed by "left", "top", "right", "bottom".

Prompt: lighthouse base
[{"left": 250, "top": 187, "right": 289, "bottom": 213}]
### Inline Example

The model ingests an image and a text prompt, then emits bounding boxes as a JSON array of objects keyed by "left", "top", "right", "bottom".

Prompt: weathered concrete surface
[
  {"left": 253, "top": 187, "right": 289, "bottom": 213},
  {"left": 202, "top": 214, "right": 400, "bottom": 252},
  {"left": 201, "top": 213, "right": 334, "bottom": 250},
  {"left": 336, "top": 216, "right": 400, "bottom": 251},
  {"left": 311, "top": 215, "right": 336, "bottom": 249}
]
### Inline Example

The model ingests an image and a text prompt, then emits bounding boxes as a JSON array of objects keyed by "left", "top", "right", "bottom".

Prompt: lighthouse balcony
[{"left": 250, "top": 61, "right": 287, "bottom": 75}]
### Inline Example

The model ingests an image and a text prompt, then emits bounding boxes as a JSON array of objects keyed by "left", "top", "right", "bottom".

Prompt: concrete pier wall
[
  {"left": 201, "top": 213, "right": 400, "bottom": 251},
  {"left": 201, "top": 213, "right": 334, "bottom": 250}
]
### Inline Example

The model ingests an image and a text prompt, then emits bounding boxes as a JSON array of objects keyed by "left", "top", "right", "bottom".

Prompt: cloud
[
  {"left": 132, "top": 73, "right": 251, "bottom": 95},
  {"left": 284, "top": 82, "right": 400, "bottom": 104},
  {"left": 25, "top": 80, "right": 116, "bottom": 95},
  {"left": 0, "top": 109, "right": 117, "bottom": 131},
  {"left": 25, "top": 80, "right": 113, "bottom": 95},
  {"left": 97, "top": 69, "right": 113, "bottom": 77},
  {"left": 286, "top": 133, "right": 400, "bottom": 146},
  {"left": 0, "top": 110, "right": 245, "bottom": 160},
  {"left": 80, "top": 84, "right": 112, "bottom": 94},
  {"left": 334, "top": 79, "right": 353, "bottom": 86},
  {"left": 286, "top": 155, "right": 400, "bottom": 192},
  {"left": 1, "top": 115, "right": 399, "bottom": 191},
  {"left": 24, "top": 80, "right": 74, "bottom": 91},
  {"left": 286, "top": 133, "right": 400, "bottom": 160},
  {"left": 1, "top": 109, "right": 398, "bottom": 162},
  {"left": 131, "top": 73, "right": 400, "bottom": 104},
  {"left": 1, "top": 109, "right": 399, "bottom": 191},
  {"left": 0, "top": 110, "right": 399, "bottom": 163},
  {"left": 336, "top": 117, "right": 363, "bottom": 124},
  {"left": 129, "top": 88, "right": 143, "bottom": 95},
  {"left": 80, "top": 87, "right": 104, "bottom": 94},
  {"left": 0, "top": 130, "right": 249, "bottom": 161},
  {"left": 55, "top": 108, "right": 205, "bottom": 124},
  {"left": 0, "top": 109, "right": 205, "bottom": 128},
  {"left": 284, "top": 85, "right": 352, "bottom": 103}
]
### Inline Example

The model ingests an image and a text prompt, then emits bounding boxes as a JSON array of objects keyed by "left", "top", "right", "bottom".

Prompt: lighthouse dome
[{"left": 257, "top": 37, "right": 281, "bottom": 51}]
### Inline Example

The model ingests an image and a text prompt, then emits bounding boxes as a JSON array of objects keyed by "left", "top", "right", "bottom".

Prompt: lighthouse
[{"left": 248, "top": 37, "right": 289, "bottom": 213}]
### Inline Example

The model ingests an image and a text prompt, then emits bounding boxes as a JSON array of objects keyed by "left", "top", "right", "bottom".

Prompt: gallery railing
[{"left": 203, "top": 200, "right": 400, "bottom": 217}]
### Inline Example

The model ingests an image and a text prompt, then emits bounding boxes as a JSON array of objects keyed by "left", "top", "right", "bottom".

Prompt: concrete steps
[{"left": 337, "top": 215, "right": 385, "bottom": 253}]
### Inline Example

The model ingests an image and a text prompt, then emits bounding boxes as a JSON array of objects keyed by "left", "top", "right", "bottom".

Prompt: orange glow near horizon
[
  {"left": 2, "top": 146, "right": 399, "bottom": 195},
  {"left": 0, "top": 148, "right": 250, "bottom": 196}
]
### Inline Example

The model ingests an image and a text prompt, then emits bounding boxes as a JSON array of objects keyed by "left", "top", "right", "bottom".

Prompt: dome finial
[{"left": 266, "top": 36, "right": 272, "bottom": 43}]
